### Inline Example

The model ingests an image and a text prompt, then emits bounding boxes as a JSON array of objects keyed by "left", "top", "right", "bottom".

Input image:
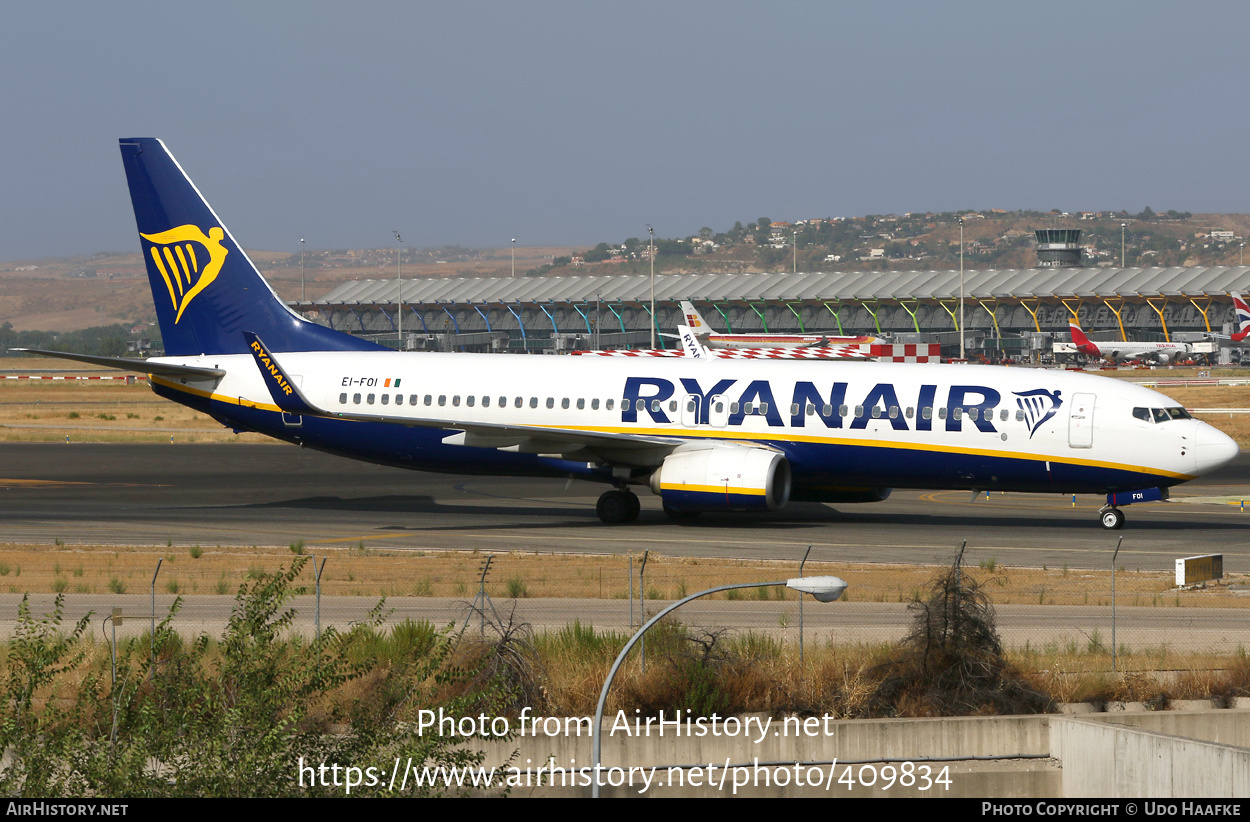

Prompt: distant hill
[{"left": 1, "top": 210, "right": 1247, "bottom": 333}]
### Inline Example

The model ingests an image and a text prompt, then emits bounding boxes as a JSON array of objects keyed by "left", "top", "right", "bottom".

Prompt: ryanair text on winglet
[{"left": 249, "top": 339, "right": 294, "bottom": 396}]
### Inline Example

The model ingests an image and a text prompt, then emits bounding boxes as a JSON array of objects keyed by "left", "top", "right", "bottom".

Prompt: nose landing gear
[{"left": 1099, "top": 506, "right": 1125, "bottom": 530}]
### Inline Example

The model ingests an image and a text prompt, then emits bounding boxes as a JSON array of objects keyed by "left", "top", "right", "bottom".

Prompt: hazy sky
[{"left": 3, "top": 1, "right": 1249, "bottom": 260}]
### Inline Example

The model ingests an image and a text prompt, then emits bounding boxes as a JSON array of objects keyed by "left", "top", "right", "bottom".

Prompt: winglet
[
  {"left": 676, "top": 325, "right": 711, "bottom": 358},
  {"left": 243, "top": 331, "right": 319, "bottom": 415}
]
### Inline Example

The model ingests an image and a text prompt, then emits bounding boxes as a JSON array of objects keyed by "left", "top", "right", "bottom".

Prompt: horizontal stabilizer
[{"left": 13, "top": 348, "right": 225, "bottom": 380}]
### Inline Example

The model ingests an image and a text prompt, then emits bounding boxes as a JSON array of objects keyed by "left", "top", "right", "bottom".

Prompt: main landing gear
[
  {"left": 1099, "top": 506, "right": 1126, "bottom": 530},
  {"left": 596, "top": 488, "right": 640, "bottom": 524}
]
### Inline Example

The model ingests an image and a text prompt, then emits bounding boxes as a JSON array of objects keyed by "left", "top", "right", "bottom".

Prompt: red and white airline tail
[
  {"left": 1069, "top": 316, "right": 1101, "bottom": 357},
  {"left": 1232, "top": 292, "right": 1250, "bottom": 342}
]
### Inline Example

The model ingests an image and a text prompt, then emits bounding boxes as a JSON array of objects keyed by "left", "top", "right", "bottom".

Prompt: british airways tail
[
  {"left": 1231, "top": 292, "right": 1250, "bottom": 342},
  {"left": 119, "top": 138, "right": 385, "bottom": 357}
]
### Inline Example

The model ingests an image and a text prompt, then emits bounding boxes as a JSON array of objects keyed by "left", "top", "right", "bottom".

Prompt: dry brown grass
[{"left": 0, "top": 543, "right": 1243, "bottom": 610}]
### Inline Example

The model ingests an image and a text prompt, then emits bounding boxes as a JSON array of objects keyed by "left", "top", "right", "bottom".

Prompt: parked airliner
[
  {"left": 677, "top": 301, "right": 879, "bottom": 349},
  {"left": 1068, "top": 317, "right": 1193, "bottom": 364},
  {"left": 20, "top": 140, "right": 1240, "bottom": 529}
]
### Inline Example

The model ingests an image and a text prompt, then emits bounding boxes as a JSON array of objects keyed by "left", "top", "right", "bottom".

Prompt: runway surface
[{"left": 1, "top": 442, "right": 1247, "bottom": 572}]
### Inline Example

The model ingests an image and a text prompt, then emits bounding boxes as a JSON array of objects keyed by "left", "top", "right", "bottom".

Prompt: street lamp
[
  {"left": 299, "top": 237, "right": 306, "bottom": 303},
  {"left": 1121, "top": 222, "right": 1126, "bottom": 268},
  {"left": 590, "top": 575, "right": 847, "bottom": 797},
  {"left": 959, "top": 216, "right": 965, "bottom": 360},
  {"left": 647, "top": 224, "right": 655, "bottom": 349},
  {"left": 393, "top": 231, "right": 403, "bottom": 347},
  {"left": 793, "top": 229, "right": 798, "bottom": 274},
  {"left": 511, "top": 238, "right": 516, "bottom": 278}
]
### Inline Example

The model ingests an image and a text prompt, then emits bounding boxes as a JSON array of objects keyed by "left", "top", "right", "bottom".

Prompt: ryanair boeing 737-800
[{"left": 21, "top": 140, "right": 1240, "bottom": 529}]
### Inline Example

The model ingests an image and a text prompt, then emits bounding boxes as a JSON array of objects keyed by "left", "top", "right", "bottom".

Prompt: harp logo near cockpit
[
  {"left": 139, "top": 224, "right": 229, "bottom": 323},
  {"left": 1014, "top": 388, "right": 1063, "bottom": 438}
]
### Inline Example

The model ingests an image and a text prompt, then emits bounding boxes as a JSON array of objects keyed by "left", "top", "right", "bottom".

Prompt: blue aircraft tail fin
[{"left": 119, "top": 138, "right": 385, "bottom": 356}]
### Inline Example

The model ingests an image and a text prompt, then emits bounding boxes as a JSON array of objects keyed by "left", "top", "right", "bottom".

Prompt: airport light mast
[
  {"left": 648, "top": 224, "right": 655, "bottom": 349},
  {"left": 959, "top": 216, "right": 965, "bottom": 360},
  {"left": 394, "top": 230, "right": 403, "bottom": 348}
]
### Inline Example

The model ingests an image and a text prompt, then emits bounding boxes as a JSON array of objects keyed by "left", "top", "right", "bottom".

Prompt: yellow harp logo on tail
[{"left": 139, "top": 225, "right": 229, "bottom": 323}]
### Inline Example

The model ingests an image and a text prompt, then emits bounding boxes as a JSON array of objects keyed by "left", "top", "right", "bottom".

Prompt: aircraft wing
[
  {"left": 243, "top": 332, "right": 684, "bottom": 465},
  {"left": 13, "top": 348, "right": 226, "bottom": 380}
]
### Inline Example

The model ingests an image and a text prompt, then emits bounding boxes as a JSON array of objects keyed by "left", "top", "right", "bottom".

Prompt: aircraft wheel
[
  {"left": 663, "top": 504, "right": 702, "bottom": 520},
  {"left": 1100, "top": 508, "right": 1125, "bottom": 530},
  {"left": 597, "top": 490, "right": 640, "bottom": 524}
]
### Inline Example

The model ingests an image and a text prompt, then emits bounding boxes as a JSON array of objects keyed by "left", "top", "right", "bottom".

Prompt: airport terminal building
[{"left": 293, "top": 265, "right": 1250, "bottom": 363}]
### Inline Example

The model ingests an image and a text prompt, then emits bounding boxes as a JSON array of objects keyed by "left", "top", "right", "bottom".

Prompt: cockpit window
[{"left": 1139, "top": 406, "right": 1192, "bottom": 423}]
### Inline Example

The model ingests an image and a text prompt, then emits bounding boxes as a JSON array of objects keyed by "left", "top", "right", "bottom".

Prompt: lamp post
[
  {"left": 1121, "top": 222, "right": 1126, "bottom": 268},
  {"left": 590, "top": 575, "right": 847, "bottom": 797},
  {"left": 511, "top": 238, "right": 516, "bottom": 278},
  {"left": 299, "top": 237, "right": 306, "bottom": 303},
  {"left": 647, "top": 224, "right": 655, "bottom": 349},
  {"left": 393, "top": 231, "right": 403, "bottom": 347},
  {"left": 959, "top": 216, "right": 965, "bottom": 360}
]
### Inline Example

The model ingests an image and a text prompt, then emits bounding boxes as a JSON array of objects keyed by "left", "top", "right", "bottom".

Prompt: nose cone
[{"left": 1194, "top": 422, "right": 1240, "bottom": 475}]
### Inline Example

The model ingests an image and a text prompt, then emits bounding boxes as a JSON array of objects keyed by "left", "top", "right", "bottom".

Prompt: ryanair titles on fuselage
[{"left": 618, "top": 376, "right": 1059, "bottom": 436}]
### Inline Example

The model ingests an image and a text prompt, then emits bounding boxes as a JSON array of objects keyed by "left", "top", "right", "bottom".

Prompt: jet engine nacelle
[
  {"left": 649, "top": 445, "right": 791, "bottom": 512},
  {"left": 1155, "top": 352, "right": 1172, "bottom": 364}
]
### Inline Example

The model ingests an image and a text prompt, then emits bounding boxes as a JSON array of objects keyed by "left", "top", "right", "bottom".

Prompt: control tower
[{"left": 1035, "top": 229, "right": 1083, "bottom": 267}]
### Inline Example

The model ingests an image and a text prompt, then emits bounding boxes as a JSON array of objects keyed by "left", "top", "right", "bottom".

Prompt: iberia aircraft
[
  {"left": 1068, "top": 316, "right": 1193, "bottom": 364},
  {"left": 21, "top": 139, "right": 1240, "bottom": 530}
]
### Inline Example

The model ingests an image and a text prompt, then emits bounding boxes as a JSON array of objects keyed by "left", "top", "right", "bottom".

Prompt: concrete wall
[{"left": 1052, "top": 714, "right": 1250, "bottom": 798}]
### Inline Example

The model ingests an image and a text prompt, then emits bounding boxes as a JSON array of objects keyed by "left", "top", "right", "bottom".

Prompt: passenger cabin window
[
  {"left": 481, "top": 396, "right": 489, "bottom": 408},
  {"left": 529, "top": 397, "right": 538, "bottom": 408},
  {"left": 937, "top": 407, "right": 947, "bottom": 420},
  {"left": 591, "top": 398, "right": 600, "bottom": 410},
  {"left": 906, "top": 407, "right": 915, "bottom": 419},
  {"left": 577, "top": 398, "right": 585, "bottom": 410},
  {"left": 452, "top": 395, "right": 461, "bottom": 407},
  {"left": 465, "top": 396, "right": 474, "bottom": 407},
  {"left": 606, "top": 399, "right": 614, "bottom": 411},
  {"left": 438, "top": 395, "right": 446, "bottom": 406},
  {"left": 410, "top": 395, "right": 418, "bottom": 405},
  {"left": 367, "top": 393, "right": 375, "bottom": 404},
  {"left": 381, "top": 394, "right": 389, "bottom": 405},
  {"left": 354, "top": 394, "right": 362, "bottom": 404},
  {"left": 561, "top": 398, "right": 569, "bottom": 409},
  {"left": 396, "top": 395, "right": 404, "bottom": 406},
  {"left": 339, "top": 393, "right": 347, "bottom": 404},
  {"left": 999, "top": 408, "right": 1007, "bottom": 421},
  {"left": 922, "top": 407, "right": 932, "bottom": 420},
  {"left": 1015, "top": 409, "right": 1024, "bottom": 421}
]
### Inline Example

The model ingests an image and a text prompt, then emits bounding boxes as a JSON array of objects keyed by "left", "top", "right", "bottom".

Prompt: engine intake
[{"left": 649, "top": 446, "right": 791, "bottom": 512}]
